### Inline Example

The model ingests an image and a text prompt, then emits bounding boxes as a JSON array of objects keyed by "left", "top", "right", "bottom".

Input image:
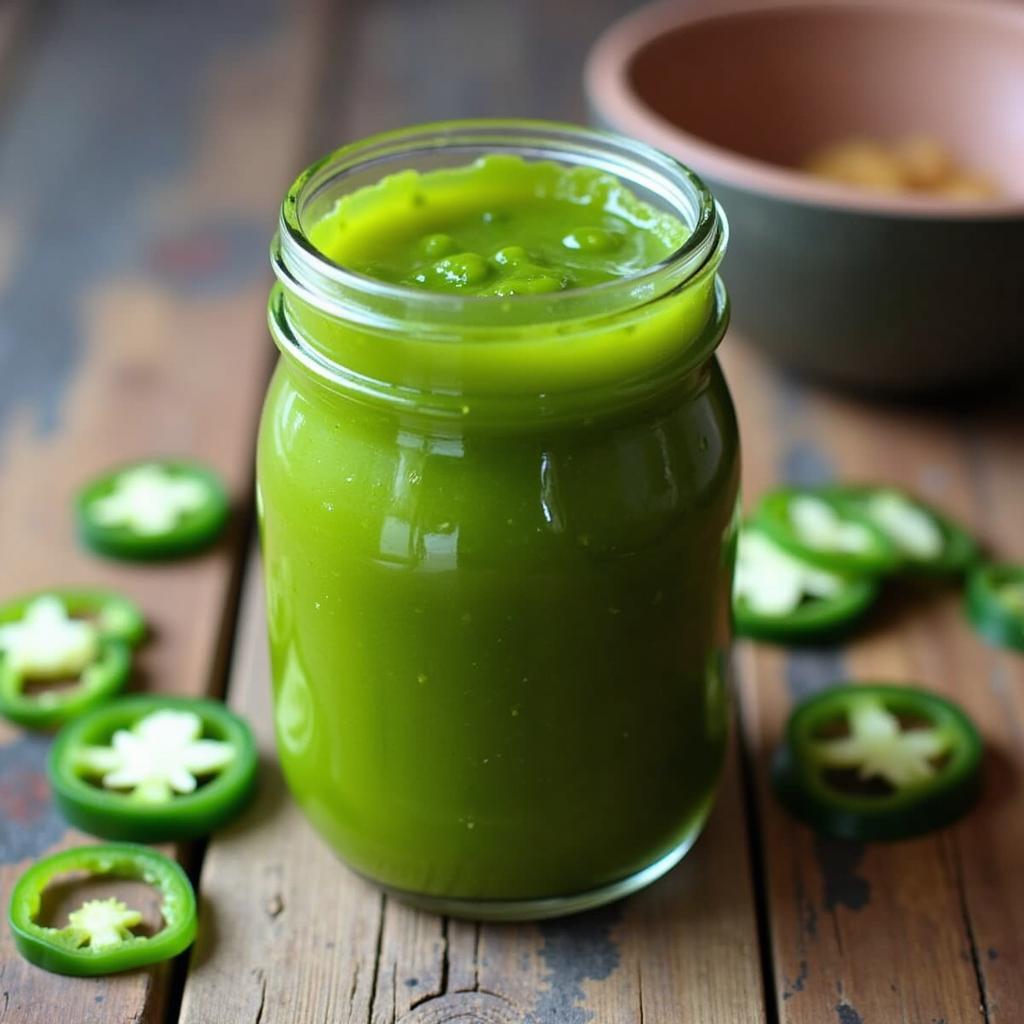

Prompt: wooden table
[{"left": 1, "top": 2, "right": 1021, "bottom": 1021}]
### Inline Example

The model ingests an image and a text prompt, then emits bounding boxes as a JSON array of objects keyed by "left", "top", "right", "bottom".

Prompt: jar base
[{"left": 371, "top": 821, "right": 706, "bottom": 922}]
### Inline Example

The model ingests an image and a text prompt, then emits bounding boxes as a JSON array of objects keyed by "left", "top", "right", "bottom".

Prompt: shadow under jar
[{"left": 258, "top": 121, "right": 739, "bottom": 920}]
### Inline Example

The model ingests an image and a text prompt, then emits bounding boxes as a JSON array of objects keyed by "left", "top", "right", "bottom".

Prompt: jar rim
[{"left": 274, "top": 118, "right": 727, "bottom": 330}]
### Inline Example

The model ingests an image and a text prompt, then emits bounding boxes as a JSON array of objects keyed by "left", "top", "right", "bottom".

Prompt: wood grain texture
[
  {"left": 5, "top": 0, "right": 1020, "bottom": 1021},
  {"left": 723, "top": 337, "right": 1024, "bottom": 1024},
  {"left": 178, "top": 551, "right": 766, "bottom": 1024},
  {"left": 310, "top": 0, "right": 649, "bottom": 145},
  {"left": 0, "top": 1, "right": 327, "bottom": 1021}
]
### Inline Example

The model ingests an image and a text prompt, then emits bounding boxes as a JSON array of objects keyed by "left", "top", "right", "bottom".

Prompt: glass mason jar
[{"left": 259, "top": 121, "right": 739, "bottom": 920}]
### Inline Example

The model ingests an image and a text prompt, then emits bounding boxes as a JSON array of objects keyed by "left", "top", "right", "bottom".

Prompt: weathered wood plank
[
  {"left": 312, "top": 0, "right": 645, "bottom": 142},
  {"left": 724, "top": 338, "right": 1024, "bottom": 1024},
  {"left": 826, "top": 383, "right": 1024, "bottom": 1024},
  {"left": 0, "top": 1, "right": 34, "bottom": 99},
  {"left": 178, "top": 546, "right": 766, "bottom": 1024},
  {"left": 954, "top": 397, "right": 1024, "bottom": 1024},
  {"left": 0, "top": 1, "right": 327, "bottom": 1021}
]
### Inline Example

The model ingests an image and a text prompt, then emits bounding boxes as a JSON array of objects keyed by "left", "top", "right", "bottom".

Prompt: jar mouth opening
[{"left": 275, "top": 119, "right": 727, "bottom": 329}]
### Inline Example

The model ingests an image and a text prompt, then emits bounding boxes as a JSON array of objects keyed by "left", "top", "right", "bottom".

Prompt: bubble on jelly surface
[
  {"left": 492, "top": 245, "right": 529, "bottom": 267},
  {"left": 434, "top": 252, "right": 491, "bottom": 287},
  {"left": 561, "top": 228, "right": 622, "bottom": 253},
  {"left": 420, "top": 233, "right": 458, "bottom": 258},
  {"left": 489, "top": 272, "right": 566, "bottom": 296}
]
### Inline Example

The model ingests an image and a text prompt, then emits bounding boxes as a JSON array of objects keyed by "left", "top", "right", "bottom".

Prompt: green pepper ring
[
  {"left": 75, "top": 460, "right": 230, "bottom": 561},
  {"left": 1, "top": 645, "right": 131, "bottom": 731},
  {"left": 0, "top": 589, "right": 145, "bottom": 730},
  {"left": 8, "top": 842, "right": 197, "bottom": 976},
  {"left": 49, "top": 695, "right": 259, "bottom": 842},
  {"left": 755, "top": 487, "right": 901, "bottom": 574},
  {"left": 772, "top": 684, "right": 983, "bottom": 841},
  {"left": 734, "top": 575, "right": 879, "bottom": 644},
  {"left": 966, "top": 563, "right": 1024, "bottom": 653},
  {"left": 822, "top": 485, "right": 979, "bottom": 575},
  {"left": 732, "top": 520, "right": 880, "bottom": 643},
  {"left": 0, "top": 588, "right": 146, "bottom": 646}
]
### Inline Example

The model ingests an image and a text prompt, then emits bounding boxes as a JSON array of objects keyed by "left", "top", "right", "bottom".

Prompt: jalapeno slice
[
  {"left": 733, "top": 523, "right": 879, "bottom": 642},
  {"left": 8, "top": 843, "right": 197, "bottom": 976},
  {"left": 772, "top": 684, "right": 982, "bottom": 841},
  {"left": 824, "top": 485, "right": 978, "bottom": 574},
  {"left": 966, "top": 563, "right": 1024, "bottom": 653},
  {"left": 755, "top": 488, "right": 900, "bottom": 574},
  {"left": 0, "top": 589, "right": 145, "bottom": 729},
  {"left": 49, "top": 695, "right": 258, "bottom": 842},
  {"left": 75, "top": 460, "right": 229, "bottom": 560}
]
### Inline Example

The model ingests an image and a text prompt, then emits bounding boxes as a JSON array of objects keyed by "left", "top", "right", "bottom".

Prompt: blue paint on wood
[
  {"left": 0, "top": 733, "right": 65, "bottom": 863},
  {"left": 835, "top": 1001, "right": 864, "bottom": 1024},
  {"left": 338, "top": 0, "right": 628, "bottom": 129},
  {"left": 782, "top": 959, "right": 809, "bottom": 1000},
  {"left": 815, "top": 836, "right": 870, "bottom": 912},
  {"left": 528, "top": 905, "right": 622, "bottom": 1024},
  {"left": 795, "top": 870, "right": 818, "bottom": 939},
  {"left": 777, "top": 438, "right": 846, "bottom": 698},
  {"left": 781, "top": 442, "right": 835, "bottom": 488},
  {"left": 772, "top": 435, "right": 871, "bottom": 913},
  {"left": 145, "top": 219, "right": 269, "bottom": 298},
  {"left": 0, "top": 0, "right": 280, "bottom": 440},
  {"left": 785, "top": 648, "right": 847, "bottom": 703}
]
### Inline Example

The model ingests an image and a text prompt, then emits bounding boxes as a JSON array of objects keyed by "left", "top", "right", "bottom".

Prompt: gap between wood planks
[
  {"left": 952, "top": 840, "right": 992, "bottom": 1024},
  {"left": 734, "top": 691, "right": 784, "bottom": 1024}
]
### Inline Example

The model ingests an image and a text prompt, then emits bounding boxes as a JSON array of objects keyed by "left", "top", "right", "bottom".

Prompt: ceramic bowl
[{"left": 586, "top": 0, "right": 1024, "bottom": 393}]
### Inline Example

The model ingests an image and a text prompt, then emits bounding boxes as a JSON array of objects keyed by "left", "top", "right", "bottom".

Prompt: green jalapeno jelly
[{"left": 260, "top": 121, "right": 738, "bottom": 919}]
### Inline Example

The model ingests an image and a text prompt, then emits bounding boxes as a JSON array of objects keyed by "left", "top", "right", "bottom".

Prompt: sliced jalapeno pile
[
  {"left": 75, "top": 460, "right": 229, "bottom": 560},
  {"left": 966, "top": 563, "right": 1024, "bottom": 653},
  {"left": 755, "top": 488, "right": 900, "bottom": 574},
  {"left": 0, "top": 589, "right": 145, "bottom": 729},
  {"left": 825, "top": 485, "right": 978, "bottom": 574},
  {"left": 8, "top": 843, "right": 197, "bottom": 976},
  {"left": 49, "top": 695, "right": 258, "bottom": 842},
  {"left": 733, "top": 523, "right": 879, "bottom": 642},
  {"left": 772, "top": 684, "right": 982, "bottom": 841}
]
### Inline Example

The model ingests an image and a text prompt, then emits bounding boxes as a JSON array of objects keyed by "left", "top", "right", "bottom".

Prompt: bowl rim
[{"left": 585, "top": 0, "right": 1024, "bottom": 219}]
